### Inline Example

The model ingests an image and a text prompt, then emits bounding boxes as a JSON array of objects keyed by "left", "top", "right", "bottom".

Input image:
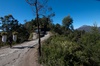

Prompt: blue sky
[{"left": 0, "top": 0, "right": 100, "bottom": 29}]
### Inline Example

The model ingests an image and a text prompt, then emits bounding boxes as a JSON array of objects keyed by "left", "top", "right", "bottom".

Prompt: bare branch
[{"left": 26, "top": 0, "right": 36, "bottom": 6}]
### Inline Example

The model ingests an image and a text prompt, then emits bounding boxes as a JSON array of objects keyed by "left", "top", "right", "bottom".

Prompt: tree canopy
[
  {"left": 62, "top": 15, "right": 73, "bottom": 30},
  {"left": 0, "top": 14, "right": 18, "bottom": 32}
]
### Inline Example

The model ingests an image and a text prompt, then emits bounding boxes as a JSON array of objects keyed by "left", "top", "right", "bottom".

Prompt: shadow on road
[{"left": 12, "top": 46, "right": 34, "bottom": 49}]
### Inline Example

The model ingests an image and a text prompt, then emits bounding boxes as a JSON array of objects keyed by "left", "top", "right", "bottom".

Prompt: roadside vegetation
[
  {"left": 0, "top": 7, "right": 100, "bottom": 66},
  {"left": 0, "top": 12, "right": 54, "bottom": 47},
  {"left": 0, "top": 14, "right": 100, "bottom": 66},
  {"left": 40, "top": 28, "right": 100, "bottom": 66},
  {"left": 40, "top": 16, "right": 100, "bottom": 66}
]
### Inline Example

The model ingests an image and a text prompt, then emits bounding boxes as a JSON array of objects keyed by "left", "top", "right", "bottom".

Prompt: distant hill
[{"left": 77, "top": 25, "right": 100, "bottom": 32}]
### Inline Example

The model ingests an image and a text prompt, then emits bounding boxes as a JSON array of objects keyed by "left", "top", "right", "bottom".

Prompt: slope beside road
[{"left": 0, "top": 32, "right": 50, "bottom": 66}]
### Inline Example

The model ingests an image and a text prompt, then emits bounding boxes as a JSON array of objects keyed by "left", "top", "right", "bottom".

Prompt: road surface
[{"left": 0, "top": 32, "right": 50, "bottom": 66}]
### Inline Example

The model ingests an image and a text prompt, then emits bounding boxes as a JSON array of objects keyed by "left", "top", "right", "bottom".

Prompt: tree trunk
[{"left": 35, "top": 0, "right": 41, "bottom": 56}]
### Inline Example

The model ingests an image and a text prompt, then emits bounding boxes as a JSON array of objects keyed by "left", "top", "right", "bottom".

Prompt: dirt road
[
  {"left": 18, "top": 44, "right": 40, "bottom": 66},
  {"left": 0, "top": 32, "right": 50, "bottom": 66}
]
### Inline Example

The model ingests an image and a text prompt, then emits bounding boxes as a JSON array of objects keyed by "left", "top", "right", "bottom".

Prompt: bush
[
  {"left": 40, "top": 35, "right": 100, "bottom": 66},
  {"left": 28, "top": 32, "right": 33, "bottom": 40},
  {"left": 1, "top": 32, "right": 8, "bottom": 36},
  {"left": 12, "top": 31, "right": 18, "bottom": 35}
]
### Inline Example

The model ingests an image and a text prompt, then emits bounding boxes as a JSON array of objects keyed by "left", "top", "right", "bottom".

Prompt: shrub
[
  {"left": 12, "top": 31, "right": 18, "bottom": 35},
  {"left": 1, "top": 32, "right": 8, "bottom": 36},
  {"left": 40, "top": 35, "right": 100, "bottom": 66},
  {"left": 28, "top": 32, "right": 33, "bottom": 40}
]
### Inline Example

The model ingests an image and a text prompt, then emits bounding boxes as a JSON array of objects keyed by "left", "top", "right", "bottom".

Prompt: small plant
[
  {"left": 1, "top": 32, "right": 8, "bottom": 36},
  {"left": 28, "top": 32, "right": 33, "bottom": 40},
  {"left": 12, "top": 31, "right": 18, "bottom": 35}
]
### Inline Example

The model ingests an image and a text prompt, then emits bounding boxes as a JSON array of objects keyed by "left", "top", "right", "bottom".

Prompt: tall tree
[
  {"left": 62, "top": 15, "right": 73, "bottom": 30},
  {"left": 26, "top": 0, "right": 52, "bottom": 56},
  {"left": 0, "top": 14, "right": 18, "bottom": 32}
]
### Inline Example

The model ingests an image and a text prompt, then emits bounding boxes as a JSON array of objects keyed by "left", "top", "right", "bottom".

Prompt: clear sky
[{"left": 0, "top": 0, "right": 100, "bottom": 29}]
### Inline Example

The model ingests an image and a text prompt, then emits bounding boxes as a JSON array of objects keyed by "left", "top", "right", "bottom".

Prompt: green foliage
[
  {"left": 50, "top": 15, "right": 74, "bottom": 36},
  {"left": 67, "top": 30, "right": 85, "bottom": 42},
  {"left": 24, "top": 17, "right": 52, "bottom": 32},
  {"left": 62, "top": 15, "right": 73, "bottom": 30},
  {"left": 12, "top": 31, "right": 18, "bottom": 35},
  {"left": 78, "top": 25, "right": 100, "bottom": 66},
  {"left": 28, "top": 32, "right": 33, "bottom": 40},
  {"left": 24, "top": 22, "right": 33, "bottom": 32},
  {"left": 0, "top": 15, "right": 31, "bottom": 47},
  {"left": 17, "top": 24, "right": 29, "bottom": 43},
  {"left": 1, "top": 32, "right": 7, "bottom": 35},
  {"left": 40, "top": 29, "right": 100, "bottom": 66},
  {"left": 53, "top": 24, "right": 63, "bottom": 35},
  {"left": 0, "top": 14, "right": 18, "bottom": 32},
  {"left": 40, "top": 36, "right": 82, "bottom": 66},
  {"left": 39, "top": 17, "right": 52, "bottom": 31}
]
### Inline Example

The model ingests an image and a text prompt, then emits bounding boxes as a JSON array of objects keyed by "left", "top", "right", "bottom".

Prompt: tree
[
  {"left": 24, "top": 20, "right": 34, "bottom": 33},
  {"left": 26, "top": 0, "right": 52, "bottom": 56},
  {"left": 40, "top": 17, "right": 53, "bottom": 32},
  {"left": 17, "top": 24, "right": 29, "bottom": 43},
  {"left": 0, "top": 14, "right": 18, "bottom": 32},
  {"left": 62, "top": 15, "right": 73, "bottom": 30},
  {"left": 53, "top": 23, "right": 63, "bottom": 35}
]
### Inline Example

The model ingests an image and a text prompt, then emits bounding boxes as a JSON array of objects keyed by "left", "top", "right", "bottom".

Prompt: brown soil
[
  {"left": 19, "top": 44, "right": 41, "bottom": 66},
  {"left": 18, "top": 32, "right": 51, "bottom": 66}
]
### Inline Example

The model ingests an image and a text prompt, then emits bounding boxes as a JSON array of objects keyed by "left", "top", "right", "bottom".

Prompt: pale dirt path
[
  {"left": 0, "top": 32, "right": 50, "bottom": 66},
  {"left": 18, "top": 32, "right": 51, "bottom": 66},
  {"left": 18, "top": 44, "right": 40, "bottom": 66}
]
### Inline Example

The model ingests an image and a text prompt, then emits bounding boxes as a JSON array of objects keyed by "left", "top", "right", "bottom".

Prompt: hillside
[{"left": 77, "top": 25, "right": 100, "bottom": 32}]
